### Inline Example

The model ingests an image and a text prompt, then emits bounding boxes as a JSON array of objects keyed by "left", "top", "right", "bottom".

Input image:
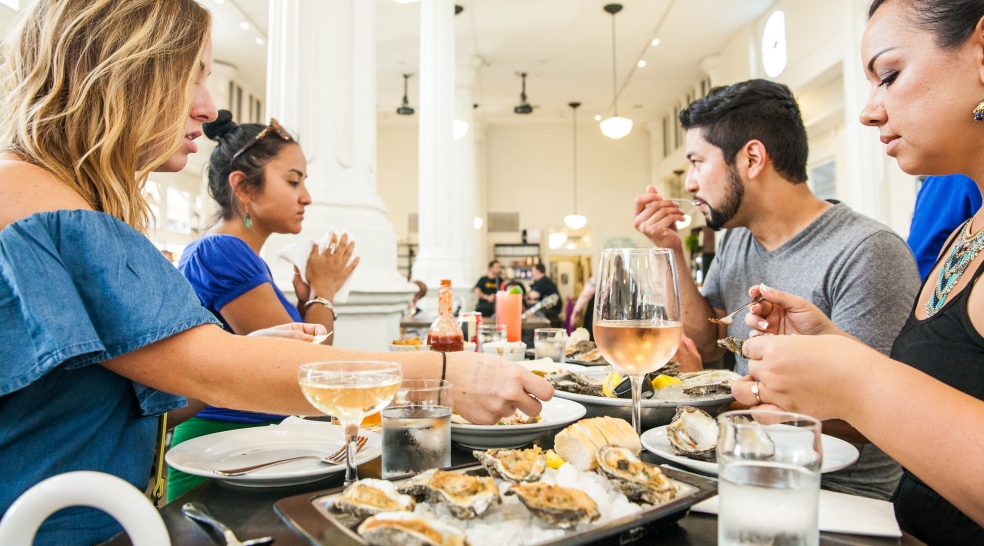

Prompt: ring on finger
[
  {"left": 328, "top": 244, "right": 338, "bottom": 254},
  {"left": 751, "top": 380, "right": 762, "bottom": 405}
]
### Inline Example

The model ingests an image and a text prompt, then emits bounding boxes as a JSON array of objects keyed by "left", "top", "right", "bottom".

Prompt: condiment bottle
[{"left": 428, "top": 279, "right": 464, "bottom": 352}]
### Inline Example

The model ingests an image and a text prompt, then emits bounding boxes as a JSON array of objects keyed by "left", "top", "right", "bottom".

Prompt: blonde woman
[{"left": 0, "top": 1, "right": 552, "bottom": 544}]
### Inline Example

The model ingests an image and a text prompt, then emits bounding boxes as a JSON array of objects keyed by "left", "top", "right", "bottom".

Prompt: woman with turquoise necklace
[{"left": 729, "top": 0, "right": 984, "bottom": 543}]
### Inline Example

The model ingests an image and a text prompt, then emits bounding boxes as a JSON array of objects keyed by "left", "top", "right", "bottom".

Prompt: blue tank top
[{"left": 179, "top": 234, "right": 301, "bottom": 423}]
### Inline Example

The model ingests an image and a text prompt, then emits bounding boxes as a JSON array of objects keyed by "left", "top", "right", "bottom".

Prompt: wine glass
[
  {"left": 593, "top": 248, "right": 682, "bottom": 434},
  {"left": 298, "top": 361, "right": 402, "bottom": 485}
]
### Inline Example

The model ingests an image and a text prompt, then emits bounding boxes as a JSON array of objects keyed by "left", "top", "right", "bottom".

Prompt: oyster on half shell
[
  {"left": 473, "top": 446, "right": 546, "bottom": 483},
  {"left": 505, "top": 482, "right": 601, "bottom": 529},
  {"left": 716, "top": 336, "right": 746, "bottom": 357},
  {"left": 666, "top": 406, "right": 719, "bottom": 462},
  {"left": 335, "top": 479, "right": 415, "bottom": 521},
  {"left": 595, "top": 445, "right": 677, "bottom": 504},
  {"left": 678, "top": 369, "right": 743, "bottom": 397},
  {"left": 396, "top": 469, "right": 500, "bottom": 519},
  {"left": 358, "top": 511, "right": 470, "bottom": 546}
]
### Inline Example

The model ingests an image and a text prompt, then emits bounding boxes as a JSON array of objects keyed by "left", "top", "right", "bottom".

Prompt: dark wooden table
[{"left": 109, "top": 435, "right": 923, "bottom": 546}]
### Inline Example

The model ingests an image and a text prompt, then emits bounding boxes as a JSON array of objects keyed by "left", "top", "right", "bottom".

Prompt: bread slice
[{"left": 554, "top": 417, "right": 641, "bottom": 470}]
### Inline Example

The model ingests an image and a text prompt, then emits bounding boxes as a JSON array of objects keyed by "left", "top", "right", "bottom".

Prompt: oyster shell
[
  {"left": 678, "top": 369, "right": 742, "bottom": 397},
  {"left": 569, "top": 372, "right": 604, "bottom": 396},
  {"left": 595, "top": 445, "right": 677, "bottom": 504},
  {"left": 473, "top": 446, "right": 546, "bottom": 483},
  {"left": 666, "top": 406, "right": 719, "bottom": 462},
  {"left": 505, "top": 483, "right": 600, "bottom": 529},
  {"left": 717, "top": 336, "right": 746, "bottom": 357},
  {"left": 396, "top": 469, "right": 500, "bottom": 519},
  {"left": 358, "top": 511, "right": 470, "bottom": 546},
  {"left": 720, "top": 417, "right": 776, "bottom": 460},
  {"left": 335, "top": 479, "right": 415, "bottom": 521}
]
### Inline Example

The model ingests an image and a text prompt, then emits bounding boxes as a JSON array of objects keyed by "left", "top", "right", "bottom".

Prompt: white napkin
[
  {"left": 690, "top": 489, "right": 901, "bottom": 538},
  {"left": 275, "top": 227, "right": 357, "bottom": 303}
]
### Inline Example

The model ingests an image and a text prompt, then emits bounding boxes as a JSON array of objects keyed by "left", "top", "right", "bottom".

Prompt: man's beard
[{"left": 703, "top": 165, "right": 744, "bottom": 230}]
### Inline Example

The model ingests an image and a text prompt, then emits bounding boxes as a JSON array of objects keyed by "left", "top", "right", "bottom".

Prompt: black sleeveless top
[{"left": 889, "top": 232, "right": 984, "bottom": 545}]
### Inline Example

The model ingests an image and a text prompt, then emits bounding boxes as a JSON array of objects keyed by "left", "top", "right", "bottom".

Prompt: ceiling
[{"left": 205, "top": 0, "right": 776, "bottom": 125}]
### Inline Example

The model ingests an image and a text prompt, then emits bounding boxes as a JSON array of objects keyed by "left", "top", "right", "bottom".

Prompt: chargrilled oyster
[
  {"left": 595, "top": 446, "right": 677, "bottom": 504},
  {"left": 473, "top": 446, "right": 546, "bottom": 483},
  {"left": 335, "top": 479, "right": 415, "bottom": 521},
  {"left": 358, "top": 511, "right": 470, "bottom": 546},
  {"left": 505, "top": 483, "right": 600, "bottom": 529},
  {"left": 666, "top": 406, "right": 719, "bottom": 462},
  {"left": 396, "top": 469, "right": 500, "bottom": 519},
  {"left": 678, "top": 369, "right": 743, "bottom": 397},
  {"left": 716, "top": 336, "right": 745, "bottom": 357}
]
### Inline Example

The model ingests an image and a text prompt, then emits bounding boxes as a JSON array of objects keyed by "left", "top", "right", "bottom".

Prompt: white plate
[
  {"left": 450, "top": 398, "right": 587, "bottom": 449},
  {"left": 165, "top": 424, "right": 381, "bottom": 487},
  {"left": 640, "top": 425, "right": 859, "bottom": 475},
  {"left": 519, "top": 359, "right": 588, "bottom": 376}
]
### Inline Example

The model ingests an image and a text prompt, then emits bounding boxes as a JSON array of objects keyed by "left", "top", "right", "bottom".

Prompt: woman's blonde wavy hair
[{"left": 0, "top": 0, "right": 211, "bottom": 231}]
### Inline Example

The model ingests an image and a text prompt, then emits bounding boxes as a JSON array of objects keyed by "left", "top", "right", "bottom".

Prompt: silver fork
[
  {"left": 709, "top": 296, "right": 764, "bottom": 325},
  {"left": 212, "top": 436, "right": 368, "bottom": 476},
  {"left": 182, "top": 502, "right": 274, "bottom": 545}
]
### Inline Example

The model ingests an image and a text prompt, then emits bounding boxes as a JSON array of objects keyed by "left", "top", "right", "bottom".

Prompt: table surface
[
  {"left": 400, "top": 316, "right": 551, "bottom": 329},
  {"left": 109, "top": 433, "right": 924, "bottom": 546}
]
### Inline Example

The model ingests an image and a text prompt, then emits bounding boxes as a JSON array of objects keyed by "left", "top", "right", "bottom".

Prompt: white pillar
[
  {"left": 412, "top": 0, "right": 470, "bottom": 294},
  {"left": 455, "top": 55, "right": 483, "bottom": 296},
  {"left": 841, "top": 0, "right": 888, "bottom": 224},
  {"left": 265, "top": 0, "right": 415, "bottom": 351}
]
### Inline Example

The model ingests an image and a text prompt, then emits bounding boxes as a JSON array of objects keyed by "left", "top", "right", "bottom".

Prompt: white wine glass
[
  {"left": 593, "top": 248, "right": 682, "bottom": 434},
  {"left": 298, "top": 361, "right": 402, "bottom": 485}
]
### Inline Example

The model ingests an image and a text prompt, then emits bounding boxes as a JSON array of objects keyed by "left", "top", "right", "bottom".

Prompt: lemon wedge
[
  {"left": 545, "top": 449, "right": 565, "bottom": 469},
  {"left": 602, "top": 372, "right": 622, "bottom": 398},
  {"left": 651, "top": 374, "right": 683, "bottom": 390}
]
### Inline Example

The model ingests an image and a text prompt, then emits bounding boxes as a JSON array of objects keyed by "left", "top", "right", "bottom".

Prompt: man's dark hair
[
  {"left": 534, "top": 263, "right": 546, "bottom": 274},
  {"left": 488, "top": 260, "right": 499, "bottom": 269},
  {"left": 679, "top": 79, "right": 808, "bottom": 184},
  {"left": 869, "top": 0, "right": 984, "bottom": 49}
]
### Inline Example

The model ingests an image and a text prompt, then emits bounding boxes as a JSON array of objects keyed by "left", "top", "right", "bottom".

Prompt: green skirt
[{"left": 166, "top": 417, "right": 277, "bottom": 502}]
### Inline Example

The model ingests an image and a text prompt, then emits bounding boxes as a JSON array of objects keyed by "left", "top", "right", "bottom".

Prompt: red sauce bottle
[{"left": 428, "top": 279, "right": 464, "bottom": 352}]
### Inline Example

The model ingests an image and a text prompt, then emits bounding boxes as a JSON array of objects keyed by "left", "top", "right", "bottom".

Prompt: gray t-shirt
[{"left": 702, "top": 202, "right": 920, "bottom": 500}]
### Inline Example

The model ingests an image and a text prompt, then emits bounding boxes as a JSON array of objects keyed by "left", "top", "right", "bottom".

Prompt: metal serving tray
[{"left": 274, "top": 463, "right": 717, "bottom": 546}]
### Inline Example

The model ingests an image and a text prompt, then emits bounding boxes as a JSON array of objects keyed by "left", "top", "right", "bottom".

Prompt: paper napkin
[{"left": 275, "top": 227, "right": 357, "bottom": 303}]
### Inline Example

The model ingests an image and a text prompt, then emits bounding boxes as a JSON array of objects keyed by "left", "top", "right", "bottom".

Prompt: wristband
[{"left": 305, "top": 296, "right": 338, "bottom": 320}]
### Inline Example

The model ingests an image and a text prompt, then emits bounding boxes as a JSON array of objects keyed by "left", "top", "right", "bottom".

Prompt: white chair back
[{"left": 0, "top": 471, "right": 170, "bottom": 546}]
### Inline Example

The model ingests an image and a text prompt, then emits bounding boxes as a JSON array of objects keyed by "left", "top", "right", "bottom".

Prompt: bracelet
[
  {"left": 441, "top": 352, "right": 447, "bottom": 382},
  {"left": 305, "top": 296, "right": 338, "bottom": 320}
]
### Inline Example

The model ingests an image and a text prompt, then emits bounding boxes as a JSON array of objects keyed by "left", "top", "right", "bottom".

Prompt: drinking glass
[
  {"left": 593, "top": 248, "right": 682, "bottom": 434},
  {"left": 717, "top": 410, "right": 822, "bottom": 546},
  {"left": 534, "top": 328, "right": 567, "bottom": 362},
  {"left": 478, "top": 324, "right": 507, "bottom": 349},
  {"left": 298, "top": 361, "right": 402, "bottom": 485},
  {"left": 495, "top": 290, "right": 523, "bottom": 342},
  {"left": 381, "top": 379, "right": 453, "bottom": 478}
]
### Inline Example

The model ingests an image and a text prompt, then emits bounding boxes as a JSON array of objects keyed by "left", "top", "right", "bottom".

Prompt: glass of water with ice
[
  {"left": 717, "top": 410, "right": 822, "bottom": 546},
  {"left": 534, "top": 328, "right": 567, "bottom": 362},
  {"left": 381, "top": 379, "right": 453, "bottom": 478}
]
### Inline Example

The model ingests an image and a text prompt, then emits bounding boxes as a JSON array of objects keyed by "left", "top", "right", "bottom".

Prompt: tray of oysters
[{"left": 274, "top": 417, "right": 716, "bottom": 546}]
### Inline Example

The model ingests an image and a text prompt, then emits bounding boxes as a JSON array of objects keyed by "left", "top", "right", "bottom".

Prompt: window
[
  {"left": 762, "top": 11, "right": 787, "bottom": 78},
  {"left": 166, "top": 186, "right": 193, "bottom": 234},
  {"left": 810, "top": 161, "right": 836, "bottom": 201},
  {"left": 0, "top": 0, "right": 19, "bottom": 10}
]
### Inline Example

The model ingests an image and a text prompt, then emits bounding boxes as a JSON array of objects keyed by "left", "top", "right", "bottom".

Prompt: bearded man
[{"left": 634, "top": 79, "right": 918, "bottom": 501}]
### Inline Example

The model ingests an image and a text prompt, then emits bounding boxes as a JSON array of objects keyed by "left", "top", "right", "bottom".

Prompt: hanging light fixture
[
  {"left": 565, "top": 102, "right": 587, "bottom": 230},
  {"left": 600, "top": 4, "right": 633, "bottom": 139},
  {"left": 396, "top": 74, "right": 414, "bottom": 115}
]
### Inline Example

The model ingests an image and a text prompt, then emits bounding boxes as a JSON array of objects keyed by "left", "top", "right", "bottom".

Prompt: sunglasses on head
[{"left": 231, "top": 118, "right": 292, "bottom": 163}]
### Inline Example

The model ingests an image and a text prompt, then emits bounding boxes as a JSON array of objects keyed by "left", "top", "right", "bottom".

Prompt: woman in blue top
[
  {"left": 0, "top": 1, "right": 553, "bottom": 543},
  {"left": 167, "top": 111, "right": 359, "bottom": 499}
]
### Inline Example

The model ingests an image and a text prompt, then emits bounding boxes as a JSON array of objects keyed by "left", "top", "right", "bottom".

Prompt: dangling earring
[
  {"left": 974, "top": 99, "right": 984, "bottom": 121},
  {"left": 244, "top": 211, "right": 253, "bottom": 229}
]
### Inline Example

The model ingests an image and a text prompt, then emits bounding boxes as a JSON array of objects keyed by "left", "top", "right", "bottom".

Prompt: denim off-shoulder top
[{"left": 0, "top": 210, "right": 220, "bottom": 546}]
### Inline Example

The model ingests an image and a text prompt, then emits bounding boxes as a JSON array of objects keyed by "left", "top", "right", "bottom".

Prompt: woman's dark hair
[
  {"left": 202, "top": 110, "right": 297, "bottom": 223},
  {"left": 869, "top": 0, "right": 984, "bottom": 49},
  {"left": 678, "top": 79, "right": 809, "bottom": 184}
]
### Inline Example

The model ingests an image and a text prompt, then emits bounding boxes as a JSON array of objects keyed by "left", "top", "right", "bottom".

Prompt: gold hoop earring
[
  {"left": 974, "top": 99, "right": 984, "bottom": 121},
  {"left": 244, "top": 211, "right": 253, "bottom": 229}
]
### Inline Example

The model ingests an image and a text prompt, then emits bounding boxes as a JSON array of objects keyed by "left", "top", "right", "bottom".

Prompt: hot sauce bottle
[{"left": 427, "top": 279, "right": 464, "bottom": 352}]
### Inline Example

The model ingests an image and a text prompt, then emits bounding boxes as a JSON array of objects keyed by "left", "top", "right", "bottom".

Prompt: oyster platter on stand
[{"left": 274, "top": 416, "right": 717, "bottom": 546}]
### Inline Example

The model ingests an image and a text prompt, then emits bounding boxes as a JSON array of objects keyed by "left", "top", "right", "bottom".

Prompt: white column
[
  {"left": 265, "top": 0, "right": 415, "bottom": 351},
  {"left": 455, "top": 56, "right": 483, "bottom": 301},
  {"left": 412, "top": 0, "right": 470, "bottom": 295},
  {"left": 841, "top": 0, "right": 888, "bottom": 224}
]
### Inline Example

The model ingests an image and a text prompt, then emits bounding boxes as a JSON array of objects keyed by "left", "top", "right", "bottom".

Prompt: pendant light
[
  {"left": 396, "top": 74, "right": 414, "bottom": 115},
  {"left": 565, "top": 102, "right": 587, "bottom": 230},
  {"left": 600, "top": 4, "right": 633, "bottom": 139}
]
